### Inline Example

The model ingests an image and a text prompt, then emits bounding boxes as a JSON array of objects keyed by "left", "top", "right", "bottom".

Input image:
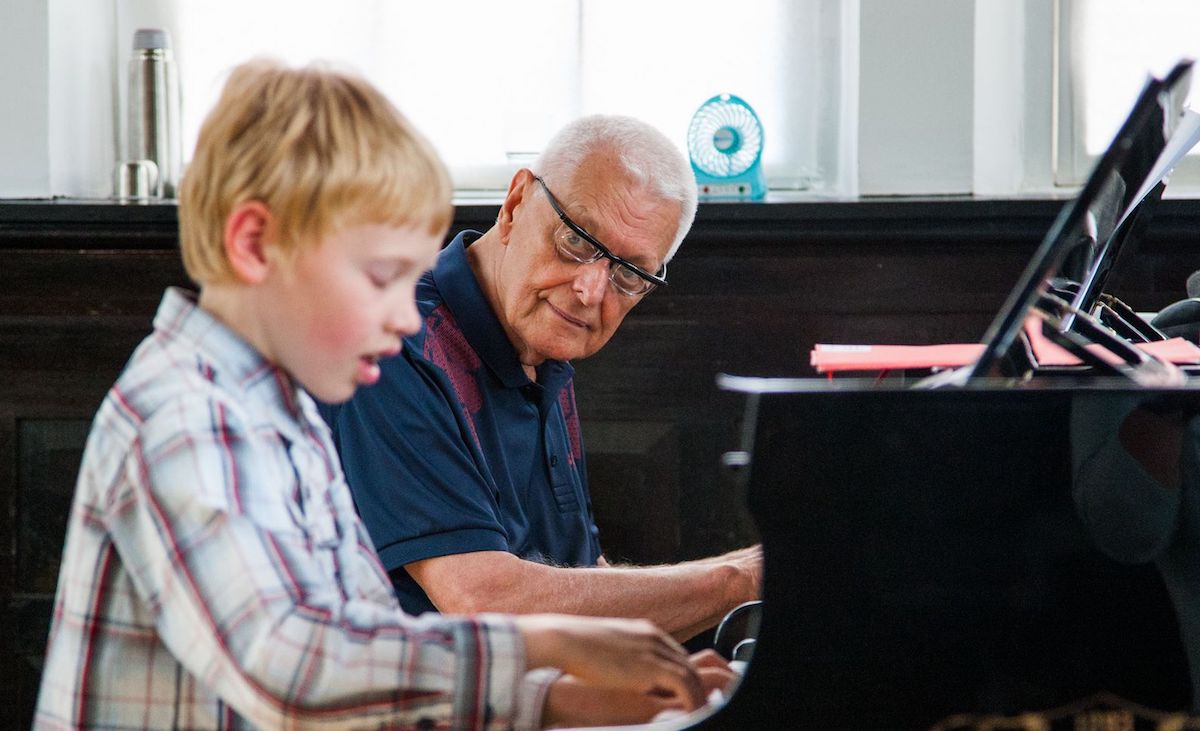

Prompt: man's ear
[
  {"left": 223, "top": 201, "right": 274, "bottom": 284},
  {"left": 497, "top": 168, "right": 535, "bottom": 245}
]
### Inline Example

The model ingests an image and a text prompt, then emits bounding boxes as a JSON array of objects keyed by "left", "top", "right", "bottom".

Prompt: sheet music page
[{"left": 1120, "top": 107, "right": 1200, "bottom": 227}]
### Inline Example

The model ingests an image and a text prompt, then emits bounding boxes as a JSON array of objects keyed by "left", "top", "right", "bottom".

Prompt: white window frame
[{"left": 1054, "top": 0, "right": 1200, "bottom": 191}]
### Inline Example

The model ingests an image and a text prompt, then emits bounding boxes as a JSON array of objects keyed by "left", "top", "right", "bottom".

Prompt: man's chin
[
  {"left": 523, "top": 328, "right": 611, "bottom": 364},
  {"left": 533, "top": 345, "right": 588, "bottom": 364}
]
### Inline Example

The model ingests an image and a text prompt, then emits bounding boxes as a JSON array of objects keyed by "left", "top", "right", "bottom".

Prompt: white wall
[
  {"left": 858, "top": 0, "right": 975, "bottom": 196},
  {"left": 0, "top": 0, "right": 115, "bottom": 199},
  {"left": 0, "top": 0, "right": 51, "bottom": 197},
  {"left": 48, "top": 0, "right": 117, "bottom": 198},
  {"left": 973, "top": 0, "right": 1026, "bottom": 196},
  {"left": 0, "top": 0, "right": 1040, "bottom": 200},
  {"left": 973, "top": 0, "right": 1056, "bottom": 196}
]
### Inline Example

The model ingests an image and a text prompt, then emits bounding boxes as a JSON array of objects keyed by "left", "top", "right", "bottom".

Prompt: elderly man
[{"left": 320, "top": 115, "right": 761, "bottom": 641}]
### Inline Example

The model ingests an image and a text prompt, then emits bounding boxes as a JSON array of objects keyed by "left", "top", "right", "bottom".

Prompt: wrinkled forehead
[{"left": 556, "top": 165, "right": 680, "bottom": 265}]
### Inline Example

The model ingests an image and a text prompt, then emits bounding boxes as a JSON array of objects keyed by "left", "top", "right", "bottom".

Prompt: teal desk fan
[{"left": 687, "top": 93, "right": 766, "bottom": 200}]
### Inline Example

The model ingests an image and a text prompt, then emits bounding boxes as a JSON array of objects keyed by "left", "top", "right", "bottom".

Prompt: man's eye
[
  {"left": 613, "top": 265, "right": 644, "bottom": 289},
  {"left": 562, "top": 231, "right": 592, "bottom": 252}
]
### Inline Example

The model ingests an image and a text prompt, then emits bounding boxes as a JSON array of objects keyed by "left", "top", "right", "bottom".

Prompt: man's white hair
[{"left": 532, "top": 115, "right": 697, "bottom": 264}]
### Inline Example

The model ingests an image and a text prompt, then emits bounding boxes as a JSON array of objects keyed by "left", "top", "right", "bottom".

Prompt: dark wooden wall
[{"left": 3, "top": 197, "right": 1200, "bottom": 725}]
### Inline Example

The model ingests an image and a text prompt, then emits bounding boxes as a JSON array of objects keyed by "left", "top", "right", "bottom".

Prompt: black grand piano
[
  {"left": 700, "top": 378, "right": 1199, "bottom": 729},
  {"left": 626, "top": 61, "right": 1200, "bottom": 729}
]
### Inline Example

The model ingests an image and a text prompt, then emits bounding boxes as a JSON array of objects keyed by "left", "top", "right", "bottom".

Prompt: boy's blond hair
[{"left": 179, "top": 59, "right": 452, "bottom": 285}]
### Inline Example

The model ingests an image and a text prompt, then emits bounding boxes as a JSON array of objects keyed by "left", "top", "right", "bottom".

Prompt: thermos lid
[{"left": 133, "top": 28, "right": 171, "bottom": 51}]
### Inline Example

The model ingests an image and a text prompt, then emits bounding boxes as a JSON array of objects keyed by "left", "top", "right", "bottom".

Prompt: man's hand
[{"left": 515, "top": 614, "right": 704, "bottom": 710}]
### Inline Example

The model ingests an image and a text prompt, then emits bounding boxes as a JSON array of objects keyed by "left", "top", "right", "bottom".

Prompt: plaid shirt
[{"left": 35, "top": 288, "right": 555, "bottom": 730}]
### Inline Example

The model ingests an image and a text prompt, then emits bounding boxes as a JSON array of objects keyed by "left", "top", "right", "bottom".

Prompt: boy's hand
[
  {"left": 689, "top": 648, "right": 737, "bottom": 696},
  {"left": 538, "top": 650, "right": 737, "bottom": 728},
  {"left": 515, "top": 614, "right": 704, "bottom": 710},
  {"left": 540, "top": 679, "right": 679, "bottom": 728}
]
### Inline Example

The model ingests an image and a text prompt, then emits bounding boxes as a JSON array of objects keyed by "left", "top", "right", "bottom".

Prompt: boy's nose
[
  {"left": 573, "top": 261, "right": 609, "bottom": 307},
  {"left": 387, "top": 297, "right": 422, "bottom": 337}
]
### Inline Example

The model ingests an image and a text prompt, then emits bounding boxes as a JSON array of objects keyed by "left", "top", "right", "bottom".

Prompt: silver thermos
[{"left": 127, "top": 29, "right": 181, "bottom": 198}]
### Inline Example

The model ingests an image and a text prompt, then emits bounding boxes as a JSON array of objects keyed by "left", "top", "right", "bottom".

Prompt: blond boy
[{"left": 33, "top": 60, "right": 712, "bottom": 730}]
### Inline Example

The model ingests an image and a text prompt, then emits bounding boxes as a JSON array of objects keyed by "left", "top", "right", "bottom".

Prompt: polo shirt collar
[{"left": 433, "top": 231, "right": 575, "bottom": 393}]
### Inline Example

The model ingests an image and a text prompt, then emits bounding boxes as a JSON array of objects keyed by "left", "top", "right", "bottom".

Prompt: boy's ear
[
  {"left": 497, "top": 168, "right": 535, "bottom": 245},
  {"left": 223, "top": 201, "right": 274, "bottom": 284}
]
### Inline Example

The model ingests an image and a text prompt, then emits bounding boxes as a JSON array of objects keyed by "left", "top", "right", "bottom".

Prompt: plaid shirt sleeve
[{"left": 97, "top": 388, "right": 548, "bottom": 729}]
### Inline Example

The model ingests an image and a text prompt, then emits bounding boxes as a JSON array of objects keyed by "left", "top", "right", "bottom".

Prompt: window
[
  {"left": 116, "top": 0, "right": 851, "bottom": 193},
  {"left": 1056, "top": 0, "right": 1200, "bottom": 187}
]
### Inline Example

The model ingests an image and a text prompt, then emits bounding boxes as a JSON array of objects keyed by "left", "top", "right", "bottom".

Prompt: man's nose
[{"left": 573, "top": 261, "right": 609, "bottom": 306}]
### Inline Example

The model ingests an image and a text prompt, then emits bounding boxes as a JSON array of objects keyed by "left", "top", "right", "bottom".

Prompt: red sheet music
[{"left": 811, "top": 326, "right": 1200, "bottom": 375}]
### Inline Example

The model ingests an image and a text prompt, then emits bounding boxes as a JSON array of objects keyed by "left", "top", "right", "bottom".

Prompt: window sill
[{"left": 5, "top": 195, "right": 1200, "bottom": 252}]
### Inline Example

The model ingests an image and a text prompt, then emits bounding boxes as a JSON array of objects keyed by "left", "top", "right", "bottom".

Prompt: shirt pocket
[
  {"left": 283, "top": 443, "right": 343, "bottom": 580},
  {"left": 551, "top": 475, "right": 582, "bottom": 514}
]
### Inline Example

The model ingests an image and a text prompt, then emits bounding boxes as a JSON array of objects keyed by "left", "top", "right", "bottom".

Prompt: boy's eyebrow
[
  {"left": 373, "top": 253, "right": 420, "bottom": 267},
  {"left": 366, "top": 258, "right": 414, "bottom": 278},
  {"left": 369, "top": 252, "right": 438, "bottom": 278}
]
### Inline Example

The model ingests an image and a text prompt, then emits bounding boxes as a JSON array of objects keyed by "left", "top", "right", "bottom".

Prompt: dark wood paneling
[
  {"left": 584, "top": 421, "right": 680, "bottom": 565},
  {"left": 0, "top": 250, "right": 188, "bottom": 317},
  {"left": 18, "top": 419, "right": 90, "bottom": 594}
]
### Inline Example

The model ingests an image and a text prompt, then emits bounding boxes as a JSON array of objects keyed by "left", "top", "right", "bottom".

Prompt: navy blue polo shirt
[{"left": 319, "top": 231, "right": 602, "bottom": 615}]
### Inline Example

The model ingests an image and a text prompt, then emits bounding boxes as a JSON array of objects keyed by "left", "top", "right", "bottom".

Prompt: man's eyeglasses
[{"left": 534, "top": 175, "right": 667, "bottom": 297}]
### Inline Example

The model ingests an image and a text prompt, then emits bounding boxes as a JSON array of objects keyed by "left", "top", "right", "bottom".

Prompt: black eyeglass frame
[{"left": 533, "top": 175, "right": 668, "bottom": 292}]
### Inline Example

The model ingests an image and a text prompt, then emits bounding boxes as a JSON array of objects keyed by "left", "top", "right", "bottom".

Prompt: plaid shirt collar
[{"left": 156, "top": 286, "right": 315, "bottom": 436}]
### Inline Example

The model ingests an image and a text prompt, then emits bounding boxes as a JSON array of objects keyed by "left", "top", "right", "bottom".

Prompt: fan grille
[{"left": 688, "top": 97, "right": 764, "bottom": 177}]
